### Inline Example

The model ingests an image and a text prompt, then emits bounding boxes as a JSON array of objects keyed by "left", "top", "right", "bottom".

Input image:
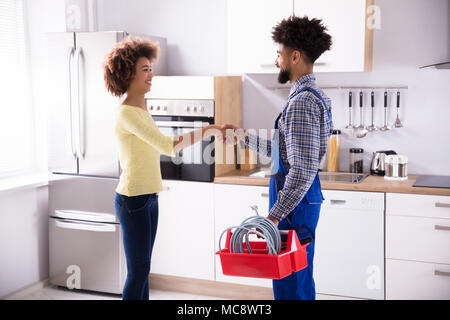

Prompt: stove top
[{"left": 413, "top": 175, "right": 450, "bottom": 189}]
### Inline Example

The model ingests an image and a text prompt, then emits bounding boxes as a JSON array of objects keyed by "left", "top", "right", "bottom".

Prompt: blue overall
[{"left": 269, "top": 86, "right": 332, "bottom": 300}]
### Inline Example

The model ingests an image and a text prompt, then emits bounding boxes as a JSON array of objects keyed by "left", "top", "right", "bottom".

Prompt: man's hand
[
  {"left": 219, "top": 124, "right": 247, "bottom": 144},
  {"left": 266, "top": 215, "right": 279, "bottom": 227},
  {"left": 205, "top": 124, "right": 234, "bottom": 144},
  {"left": 256, "top": 215, "right": 279, "bottom": 239}
]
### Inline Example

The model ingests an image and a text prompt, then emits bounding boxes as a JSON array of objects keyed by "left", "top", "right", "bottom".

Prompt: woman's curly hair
[
  {"left": 103, "top": 36, "right": 159, "bottom": 97},
  {"left": 272, "top": 15, "right": 332, "bottom": 64}
]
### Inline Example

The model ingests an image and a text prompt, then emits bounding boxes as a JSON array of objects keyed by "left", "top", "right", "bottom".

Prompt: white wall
[
  {"left": 98, "top": 0, "right": 450, "bottom": 175},
  {"left": 0, "top": 186, "right": 49, "bottom": 298}
]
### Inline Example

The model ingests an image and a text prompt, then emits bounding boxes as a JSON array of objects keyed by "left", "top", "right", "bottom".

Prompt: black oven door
[{"left": 157, "top": 121, "right": 215, "bottom": 182}]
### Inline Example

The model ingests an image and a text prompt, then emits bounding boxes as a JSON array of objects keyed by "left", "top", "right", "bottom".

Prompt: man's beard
[{"left": 277, "top": 67, "right": 291, "bottom": 84}]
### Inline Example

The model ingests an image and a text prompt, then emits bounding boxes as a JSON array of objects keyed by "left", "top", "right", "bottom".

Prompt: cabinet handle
[
  {"left": 435, "top": 202, "right": 450, "bottom": 208},
  {"left": 260, "top": 193, "right": 269, "bottom": 198},
  {"left": 259, "top": 64, "right": 277, "bottom": 68},
  {"left": 330, "top": 200, "right": 346, "bottom": 205},
  {"left": 434, "top": 270, "right": 450, "bottom": 277},
  {"left": 434, "top": 225, "right": 450, "bottom": 231}
]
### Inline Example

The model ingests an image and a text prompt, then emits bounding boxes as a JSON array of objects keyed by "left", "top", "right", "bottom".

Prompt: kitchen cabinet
[
  {"left": 227, "top": 0, "right": 293, "bottom": 74},
  {"left": 214, "top": 183, "right": 272, "bottom": 288},
  {"left": 385, "top": 193, "right": 450, "bottom": 300},
  {"left": 294, "top": 0, "right": 372, "bottom": 72},
  {"left": 151, "top": 180, "right": 215, "bottom": 281},
  {"left": 227, "top": 0, "right": 372, "bottom": 73}
]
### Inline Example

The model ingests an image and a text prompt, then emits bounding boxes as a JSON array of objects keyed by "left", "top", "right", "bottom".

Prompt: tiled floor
[{"left": 7, "top": 284, "right": 226, "bottom": 300}]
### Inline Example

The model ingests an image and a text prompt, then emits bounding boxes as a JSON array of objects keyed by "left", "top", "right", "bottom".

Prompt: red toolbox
[{"left": 216, "top": 229, "right": 308, "bottom": 280}]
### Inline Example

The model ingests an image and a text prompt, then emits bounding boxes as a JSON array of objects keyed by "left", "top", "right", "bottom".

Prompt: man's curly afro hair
[{"left": 272, "top": 15, "right": 332, "bottom": 64}]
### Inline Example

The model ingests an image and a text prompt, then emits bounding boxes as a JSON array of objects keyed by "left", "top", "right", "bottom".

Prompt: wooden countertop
[{"left": 214, "top": 170, "right": 450, "bottom": 196}]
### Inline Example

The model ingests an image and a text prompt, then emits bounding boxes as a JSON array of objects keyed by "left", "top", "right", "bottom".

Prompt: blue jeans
[{"left": 114, "top": 192, "right": 159, "bottom": 300}]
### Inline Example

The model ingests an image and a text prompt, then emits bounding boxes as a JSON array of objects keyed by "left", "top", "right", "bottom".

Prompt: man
[{"left": 229, "top": 16, "right": 333, "bottom": 300}]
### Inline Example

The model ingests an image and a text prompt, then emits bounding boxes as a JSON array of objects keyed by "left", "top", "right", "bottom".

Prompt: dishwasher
[
  {"left": 314, "top": 190, "right": 385, "bottom": 300},
  {"left": 49, "top": 209, "right": 126, "bottom": 294}
]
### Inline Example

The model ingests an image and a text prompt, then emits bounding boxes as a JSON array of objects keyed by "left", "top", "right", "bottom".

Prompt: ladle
[{"left": 355, "top": 91, "right": 368, "bottom": 138}]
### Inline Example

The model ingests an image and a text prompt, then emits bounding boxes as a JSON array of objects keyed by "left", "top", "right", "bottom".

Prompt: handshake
[
  {"left": 214, "top": 124, "right": 247, "bottom": 145},
  {"left": 173, "top": 123, "right": 248, "bottom": 152}
]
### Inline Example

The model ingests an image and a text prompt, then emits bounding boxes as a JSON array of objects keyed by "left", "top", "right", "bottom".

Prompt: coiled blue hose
[{"left": 218, "top": 206, "right": 282, "bottom": 255}]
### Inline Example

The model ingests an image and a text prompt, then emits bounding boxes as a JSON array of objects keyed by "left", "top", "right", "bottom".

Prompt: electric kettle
[{"left": 370, "top": 150, "right": 397, "bottom": 176}]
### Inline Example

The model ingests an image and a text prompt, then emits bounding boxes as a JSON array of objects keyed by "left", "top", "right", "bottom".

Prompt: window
[{"left": 0, "top": 0, "right": 35, "bottom": 177}]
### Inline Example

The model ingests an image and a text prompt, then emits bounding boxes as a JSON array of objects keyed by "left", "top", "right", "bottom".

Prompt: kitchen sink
[
  {"left": 246, "top": 170, "right": 369, "bottom": 183},
  {"left": 318, "top": 171, "right": 369, "bottom": 183}
]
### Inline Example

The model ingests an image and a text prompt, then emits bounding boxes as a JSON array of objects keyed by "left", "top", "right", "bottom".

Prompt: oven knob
[
  {"left": 193, "top": 106, "right": 198, "bottom": 112},
  {"left": 149, "top": 105, "right": 154, "bottom": 110},
  {"left": 200, "top": 106, "right": 205, "bottom": 112},
  {"left": 186, "top": 106, "right": 190, "bottom": 112},
  {"left": 157, "top": 105, "right": 161, "bottom": 111},
  {"left": 163, "top": 105, "right": 168, "bottom": 111}
]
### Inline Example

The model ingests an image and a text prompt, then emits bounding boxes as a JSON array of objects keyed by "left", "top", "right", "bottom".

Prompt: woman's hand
[
  {"left": 211, "top": 124, "right": 247, "bottom": 145},
  {"left": 206, "top": 124, "right": 236, "bottom": 144}
]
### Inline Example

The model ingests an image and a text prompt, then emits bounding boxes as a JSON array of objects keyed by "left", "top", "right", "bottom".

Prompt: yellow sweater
[{"left": 115, "top": 104, "right": 174, "bottom": 196}]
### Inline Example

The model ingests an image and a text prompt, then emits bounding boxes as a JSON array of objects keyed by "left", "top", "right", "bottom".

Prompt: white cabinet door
[
  {"left": 151, "top": 180, "right": 215, "bottom": 280},
  {"left": 294, "top": 0, "right": 370, "bottom": 72},
  {"left": 228, "top": 0, "right": 371, "bottom": 73},
  {"left": 386, "top": 215, "right": 450, "bottom": 264},
  {"left": 386, "top": 193, "right": 450, "bottom": 219},
  {"left": 386, "top": 259, "right": 450, "bottom": 300},
  {"left": 227, "top": 0, "right": 292, "bottom": 73},
  {"left": 214, "top": 183, "right": 272, "bottom": 288}
]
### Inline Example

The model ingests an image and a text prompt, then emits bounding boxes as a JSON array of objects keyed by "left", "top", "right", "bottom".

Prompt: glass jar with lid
[
  {"left": 349, "top": 148, "right": 364, "bottom": 173},
  {"left": 327, "top": 130, "right": 341, "bottom": 172}
]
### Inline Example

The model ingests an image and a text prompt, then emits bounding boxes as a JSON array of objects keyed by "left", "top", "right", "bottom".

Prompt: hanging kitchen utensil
[
  {"left": 380, "top": 90, "right": 391, "bottom": 131},
  {"left": 394, "top": 90, "right": 403, "bottom": 128},
  {"left": 367, "top": 90, "right": 378, "bottom": 131},
  {"left": 345, "top": 91, "right": 354, "bottom": 129},
  {"left": 355, "top": 91, "right": 368, "bottom": 138}
]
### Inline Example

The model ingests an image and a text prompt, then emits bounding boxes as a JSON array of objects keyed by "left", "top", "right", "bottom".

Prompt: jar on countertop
[{"left": 349, "top": 148, "right": 364, "bottom": 173}]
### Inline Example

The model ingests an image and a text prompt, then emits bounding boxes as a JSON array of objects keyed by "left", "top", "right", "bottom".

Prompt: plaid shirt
[{"left": 246, "top": 74, "right": 332, "bottom": 221}]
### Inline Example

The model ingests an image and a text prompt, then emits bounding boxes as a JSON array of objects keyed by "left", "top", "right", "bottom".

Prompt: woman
[{"left": 103, "top": 36, "right": 226, "bottom": 300}]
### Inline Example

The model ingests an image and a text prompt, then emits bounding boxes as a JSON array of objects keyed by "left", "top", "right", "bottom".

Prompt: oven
[{"left": 146, "top": 99, "right": 215, "bottom": 182}]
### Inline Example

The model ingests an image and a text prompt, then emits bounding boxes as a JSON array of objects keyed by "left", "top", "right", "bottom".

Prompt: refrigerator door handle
[
  {"left": 67, "top": 47, "right": 77, "bottom": 159},
  {"left": 54, "top": 209, "right": 116, "bottom": 223},
  {"left": 55, "top": 219, "right": 116, "bottom": 232},
  {"left": 74, "top": 47, "right": 85, "bottom": 159}
]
